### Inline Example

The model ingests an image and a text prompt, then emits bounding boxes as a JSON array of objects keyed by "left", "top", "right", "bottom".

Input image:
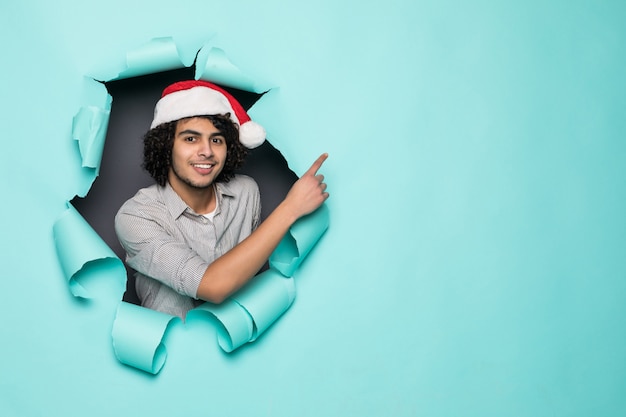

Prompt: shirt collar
[
  {"left": 161, "top": 180, "right": 236, "bottom": 219},
  {"left": 215, "top": 179, "right": 238, "bottom": 199}
]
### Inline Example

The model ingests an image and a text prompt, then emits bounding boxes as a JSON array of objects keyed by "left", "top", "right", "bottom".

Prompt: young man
[{"left": 115, "top": 80, "right": 328, "bottom": 318}]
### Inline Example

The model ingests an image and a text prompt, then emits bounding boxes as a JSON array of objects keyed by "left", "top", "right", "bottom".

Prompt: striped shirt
[{"left": 115, "top": 175, "right": 261, "bottom": 318}]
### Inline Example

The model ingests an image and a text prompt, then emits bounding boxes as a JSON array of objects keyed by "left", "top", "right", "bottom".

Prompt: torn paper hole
[{"left": 54, "top": 36, "right": 329, "bottom": 374}]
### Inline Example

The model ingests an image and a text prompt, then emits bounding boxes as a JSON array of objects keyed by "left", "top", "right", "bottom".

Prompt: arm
[{"left": 196, "top": 153, "right": 329, "bottom": 303}]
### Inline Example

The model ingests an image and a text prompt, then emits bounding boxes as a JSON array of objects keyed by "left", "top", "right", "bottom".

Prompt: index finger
[{"left": 304, "top": 153, "right": 328, "bottom": 176}]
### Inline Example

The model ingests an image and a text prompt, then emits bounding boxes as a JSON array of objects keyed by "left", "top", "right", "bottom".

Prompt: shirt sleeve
[
  {"left": 115, "top": 176, "right": 262, "bottom": 302},
  {"left": 114, "top": 206, "right": 208, "bottom": 299},
  {"left": 252, "top": 181, "right": 261, "bottom": 230}
]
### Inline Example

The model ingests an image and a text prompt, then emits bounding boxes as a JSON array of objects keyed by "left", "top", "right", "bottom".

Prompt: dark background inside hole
[{"left": 72, "top": 67, "right": 298, "bottom": 304}]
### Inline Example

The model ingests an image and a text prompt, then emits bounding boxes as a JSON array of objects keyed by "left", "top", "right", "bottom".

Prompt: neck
[{"left": 168, "top": 174, "right": 216, "bottom": 215}]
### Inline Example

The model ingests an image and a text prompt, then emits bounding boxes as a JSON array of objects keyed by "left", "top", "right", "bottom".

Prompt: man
[{"left": 115, "top": 80, "right": 328, "bottom": 318}]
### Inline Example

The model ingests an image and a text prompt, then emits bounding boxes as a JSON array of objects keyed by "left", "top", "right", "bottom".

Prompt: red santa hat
[{"left": 150, "top": 80, "right": 265, "bottom": 149}]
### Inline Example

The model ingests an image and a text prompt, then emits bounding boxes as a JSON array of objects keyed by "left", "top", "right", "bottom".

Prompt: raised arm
[{"left": 196, "top": 153, "right": 329, "bottom": 303}]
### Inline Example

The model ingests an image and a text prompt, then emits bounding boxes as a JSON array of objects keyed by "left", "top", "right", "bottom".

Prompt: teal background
[{"left": 2, "top": 0, "right": 625, "bottom": 415}]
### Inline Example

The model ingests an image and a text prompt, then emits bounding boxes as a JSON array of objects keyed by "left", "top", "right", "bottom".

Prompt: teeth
[{"left": 194, "top": 164, "right": 213, "bottom": 169}]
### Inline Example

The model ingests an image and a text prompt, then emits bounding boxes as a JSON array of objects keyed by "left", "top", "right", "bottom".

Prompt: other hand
[{"left": 283, "top": 153, "right": 329, "bottom": 219}]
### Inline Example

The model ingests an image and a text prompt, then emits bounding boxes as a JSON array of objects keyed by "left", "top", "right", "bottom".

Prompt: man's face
[{"left": 168, "top": 117, "right": 228, "bottom": 191}]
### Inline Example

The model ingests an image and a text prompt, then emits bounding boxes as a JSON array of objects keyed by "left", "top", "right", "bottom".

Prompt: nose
[{"left": 197, "top": 138, "right": 213, "bottom": 158}]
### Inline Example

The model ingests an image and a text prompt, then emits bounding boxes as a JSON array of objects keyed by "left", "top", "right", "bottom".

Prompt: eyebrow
[{"left": 177, "top": 129, "right": 225, "bottom": 138}]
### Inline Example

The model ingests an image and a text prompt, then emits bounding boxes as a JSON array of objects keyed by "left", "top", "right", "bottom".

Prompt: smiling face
[{"left": 168, "top": 117, "right": 228, "bottom": 194}]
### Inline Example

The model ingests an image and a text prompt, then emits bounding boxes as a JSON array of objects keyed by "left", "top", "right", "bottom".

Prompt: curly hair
[{"left": 142, "top": 114, "right": 248, "bottom": 186}]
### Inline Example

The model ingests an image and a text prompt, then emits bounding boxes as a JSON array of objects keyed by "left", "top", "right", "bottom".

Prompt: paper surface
[
  {"left": 271, "top": 204, "right": 330, "bottom": 277},
  {"left": 54, "top": 37, "right": 329, "bottom": 374},
  {"left": 73, "top": 106, "right": 110, "bottom": 170},
  {"left": 71, "top": 79, "right": 112, "bottom": 197},
  {"left": 187, "top": 269, "right": 297, "bottom": 352},
  {"left": 112, "top": 207, "right": 325, "bottom": 371},
  {"left": 112, "top": 37, "right": 186, "bottom": 81},
  {"left": 53, "top": 203, "right": 125, "bottom": 298},
  {"left": 6, "top": 2, "right": 626, "bottom": 416},
  {"left": 112, "top": 302, "right": 178, "bottom": 374},
  {"left": 196, "top": 45, "right": 269, "bottom": 92}
]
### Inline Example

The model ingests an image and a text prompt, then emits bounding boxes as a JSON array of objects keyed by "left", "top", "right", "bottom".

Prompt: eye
[
  {"left": 184, "top": 136, "right": 196, "bottom": 142},
  {"left": 212, "top": 136, "right": 225, "bottom": 145}
]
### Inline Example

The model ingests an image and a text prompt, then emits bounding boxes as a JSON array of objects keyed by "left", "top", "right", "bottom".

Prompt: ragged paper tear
[
  {"left": 271, "top": 205, "right": 330, "bottom": 277},
  {"left": 196, "top": 45, "right": 270, "bottom": 93},
  {"left": 55, "top": 36, "right": 329, "bottom": 374},
  {"left": 53, "top": 203, "right": 125, "bottom": 299},
  {"left": 112, "top": 302, "right": 179, "bottom": 374},
  {"left": 112, "top": 205, "right": 327, "bottom": 373}
]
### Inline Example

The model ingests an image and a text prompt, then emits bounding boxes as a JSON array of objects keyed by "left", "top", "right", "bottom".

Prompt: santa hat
[{"left": 150, "top": 80, "right": 265, "bottom": 149}]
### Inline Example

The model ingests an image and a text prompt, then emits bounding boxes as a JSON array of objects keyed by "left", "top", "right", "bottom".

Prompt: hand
[{"left": 283, "top": 153, "right": 329, "bottom": 219}]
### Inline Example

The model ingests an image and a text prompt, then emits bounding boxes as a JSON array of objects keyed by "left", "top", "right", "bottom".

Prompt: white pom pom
[{"left": 238, "top": 121, "right": 266, "bottom": 149}]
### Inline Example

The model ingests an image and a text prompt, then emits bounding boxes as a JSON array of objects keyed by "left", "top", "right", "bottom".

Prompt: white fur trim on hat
[
  {"left": 150, "top": 86, "right": 240, "bottom": 129},
  {"left": 150, "top": 80, "right": 266, "bottom": 149}
]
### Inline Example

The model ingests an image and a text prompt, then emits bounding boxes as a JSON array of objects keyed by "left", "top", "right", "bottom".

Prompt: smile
[{"left": 193, "top": 163, "right": 214, "bottom": 169}]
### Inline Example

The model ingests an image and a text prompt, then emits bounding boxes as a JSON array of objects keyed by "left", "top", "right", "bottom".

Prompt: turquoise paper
[
  {"left": 196, "top": 45, "right": 266, "bottom": 92},
  {"left": 53, "top": 37, "right": 330, "bottom": 374},
  {"left": 53, "top": 203, "right": 124, "bottom": 298},
  {"left": 187, "top": 299, "right": 254, "bottom": 352},
  {"left": 113, "top": 37, "right": 185, "bottom": 81},
  {"left": 3, "top": 1, "right": 626, "bottom": 416},
  {"left": 270, "top": 204, "right": 329, "bottom": 277},
  {"left": 112, "top": 302, "right": 178, "bottom": 374}
]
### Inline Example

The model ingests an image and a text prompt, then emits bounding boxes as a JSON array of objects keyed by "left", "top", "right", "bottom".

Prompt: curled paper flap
[
  {"left": 110, "top": 37, "right": 186, "bottom": 82},
  {"left": 112, "top": 302, "right": 178, "bottom": 374},
  {"left": 171, "top": 33, "right": 217, "bottom": 67},
  {"left": 196, "top": 45, "right": 268, "bottom": 92},
  {"left": 270, "top": 204, "right": 330, "bottom": 277},
  {"left": 112, "top": 202, "right": 324, "bottom": 372},
  {"left": 80, "top": 76, "right": 112, "bottom": 108},
  {"left": 186, "top": 269, "right": 296, "bottom": 353},
  {"left": 72, "top": 81, "right": 112, "bottom": 197},
  {"left": 56, "top": 36, "right": 329, "bottom": 374},
  {"left": 186, "top": 300, "right": 255, "bottom": 353},
  {"left": 53, "top": 203, "right": 124, "bottom": 298},
  {"left": 72, "top": 106, "right": 111, "bottom": 170},
  {"left": 231, "top": 269, "right": 296, "bottom": 341}
]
